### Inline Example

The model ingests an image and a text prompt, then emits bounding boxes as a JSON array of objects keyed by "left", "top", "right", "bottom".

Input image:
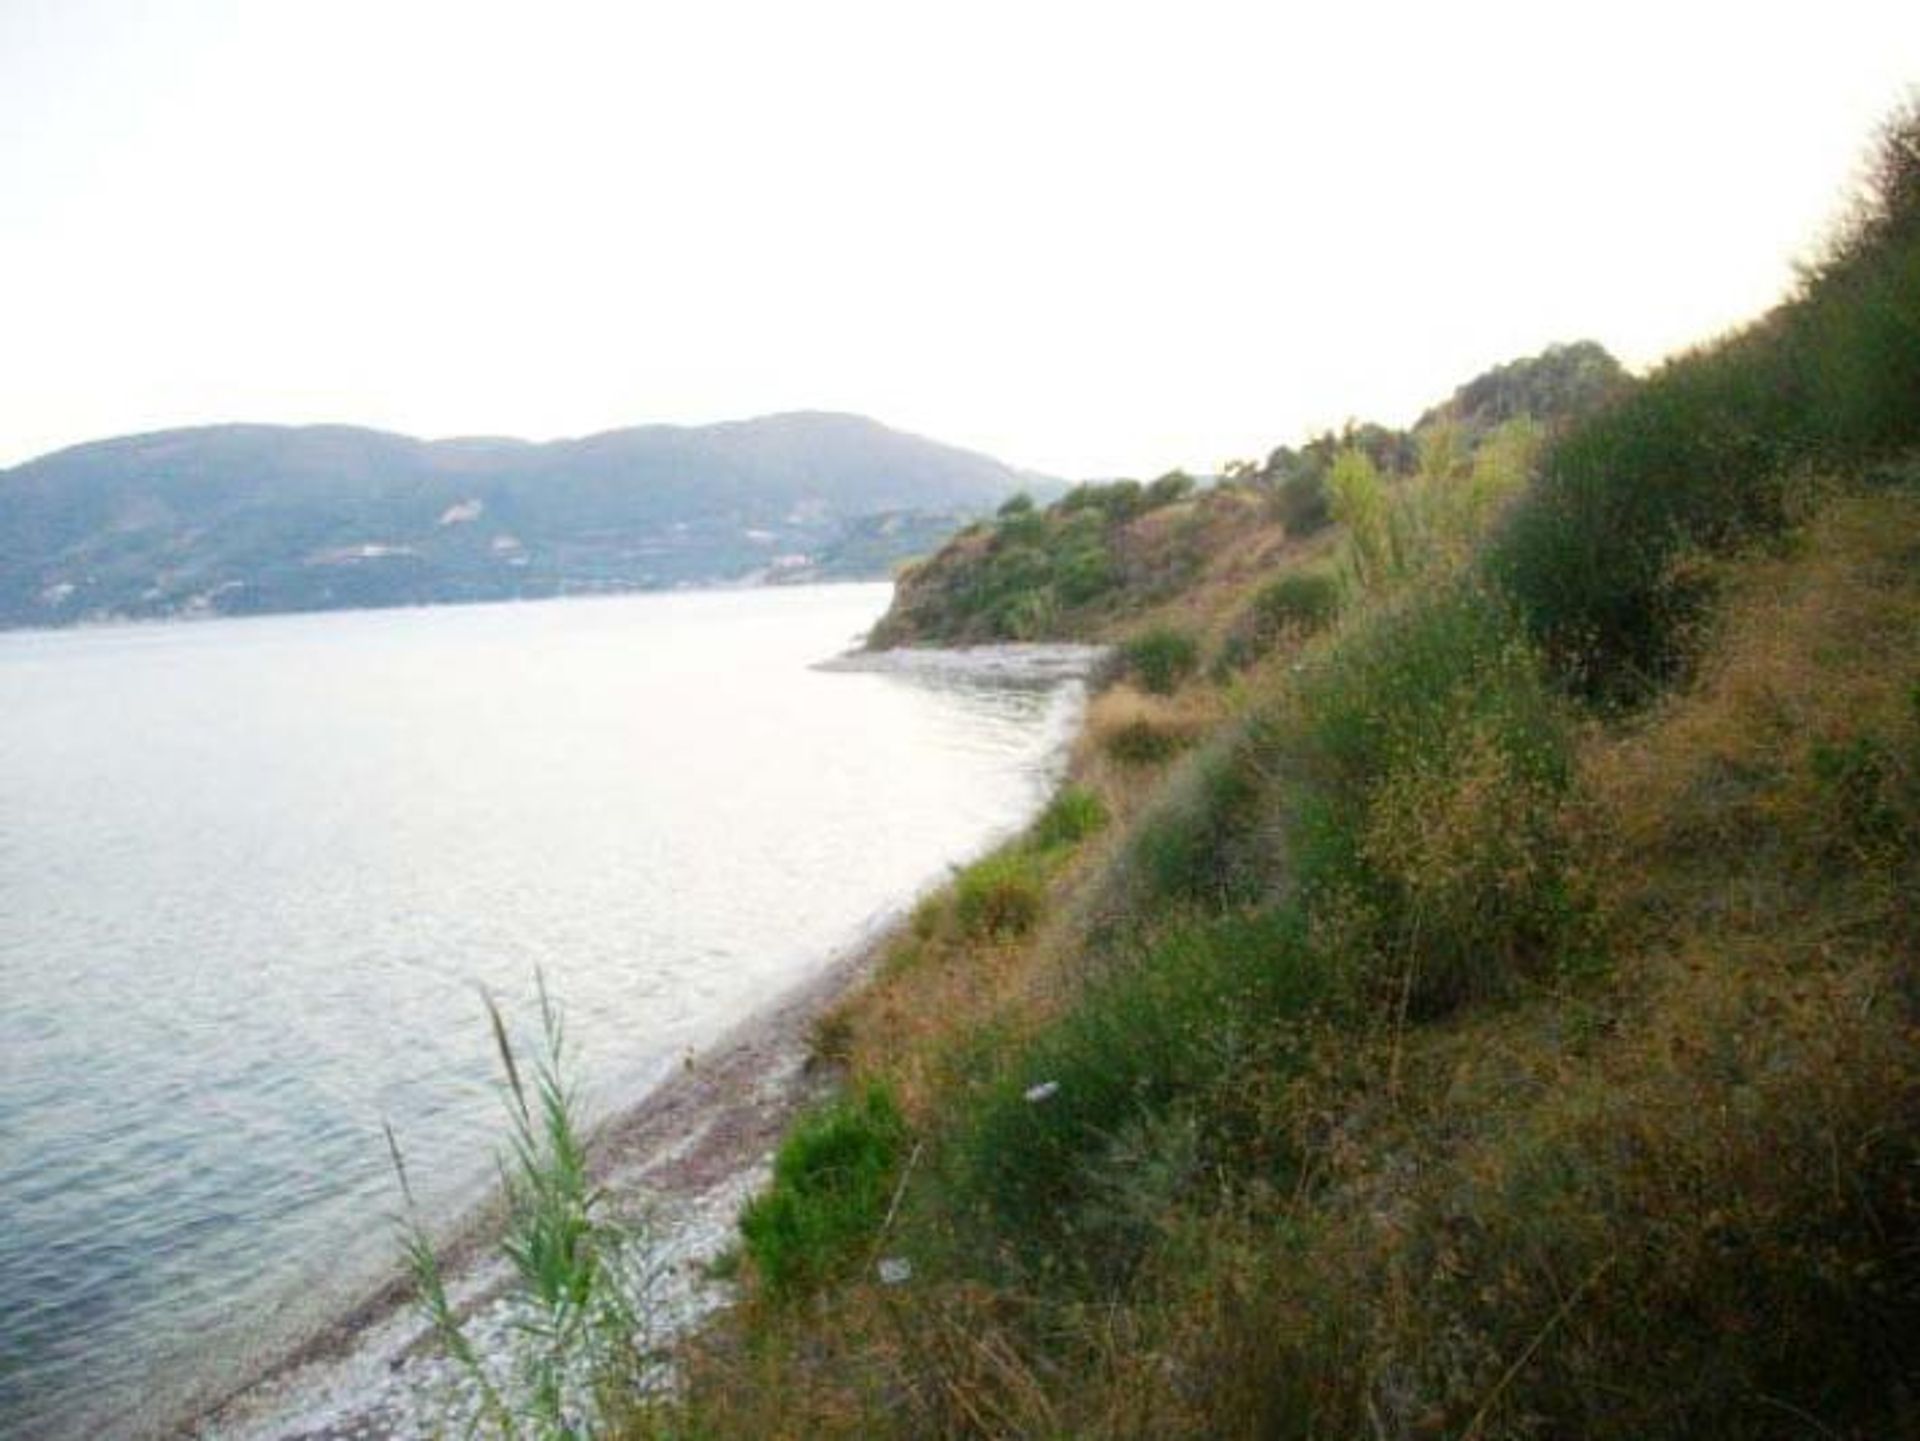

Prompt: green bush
[
  {"left": 1255, "top": 571, "right": 1340, "bottom": 632},
  {"left": 1120, "top": 730, "right": 1269, "bottom": 909},
  {"left": 1029, "top": 784, "right": 1109, "bottom": 851},
  {"left": 1488, "top": 333, "right": 1804, "bottom": 703},
  {"left": 1144, "top": 470, "right": 1197, "bottom": 508},
  {"left": 1274, "top": 467, "right": 1331, "bottom": 535},
  {"left": 1281, "top": 582, "right": 1585, "bottom": 1014},
  {"left": 1490, "top": 105, "right": 1920, "bottom": 706},
  {"left": 953, "top": 849, "right": 1046, "bottom": 939},
  {"left": 946, "top": 910, "right": 1322, "bottom": 1283},
  {"left": 739, "top": 1084, "right": 908, "bottom": 1299},
  {"left": 1216, "top": 571, "right": 1340, "bottom": 672},
  {"left": 1121, "top": 626, "right": 1200, "bottom": 695},
  {"left": 1101, "top": 717, "right": 1187, "bottom": 765}
]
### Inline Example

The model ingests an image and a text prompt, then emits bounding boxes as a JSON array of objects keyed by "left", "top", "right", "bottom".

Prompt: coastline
[
  {"left": 184, "top": 643, "right": 1105, "bottom": 1441},
  {"left": 187, "top": 903, "right": 896, "bottom": 1440}
]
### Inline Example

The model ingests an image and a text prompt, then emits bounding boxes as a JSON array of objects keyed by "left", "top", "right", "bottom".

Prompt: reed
[{"left": 389, "top": 977, "right": 660, "bottom": 1439}]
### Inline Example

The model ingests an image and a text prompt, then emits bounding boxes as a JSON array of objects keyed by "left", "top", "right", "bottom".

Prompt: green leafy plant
[
  {"left": 953, "top": 849, "right": 1046, "bottom": 939},
  {"left": 389, "top": 980, "right": 657, "bottom": 1439},
  {"left": 1215, "top": 570, "right": 1341, "bottom": 673},
  {"left": 1029, "top": 784, "right": 1110, "bottom": 851},
  {"left": 1120, "top": 626, "right": 1200, "bottom": 695},
  {"left": 738, "top": 1084, "right": 909, "bottom": 1299}
]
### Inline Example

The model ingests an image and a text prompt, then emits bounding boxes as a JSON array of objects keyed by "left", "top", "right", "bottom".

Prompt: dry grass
[
  {"left": 1109, "top": 497, "right": 1341, "bottom": 652},
  {"left": 1080, "top": 682, "right": 1222, "bottom": 771},
  {"left": 817, "top": 754, "right": 1143, "bottom": 1123},
  {"left": 1585, "top": 492, "right": 1920, "bottom": 923},
  {"left": 650, "top": 485, "right": 1920, "bottom": 1439},
  {"left": 1087, "top": 485, "right": 1920, "bottom": 1437}
]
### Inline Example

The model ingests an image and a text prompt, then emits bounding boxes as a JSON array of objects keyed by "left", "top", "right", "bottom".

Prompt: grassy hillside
[
  {"left": 868, "top": 342, "right": 1624, "bottom": 653},
  {"left": 404, "top": 104, "right": 1920, "bottom": 1438}
]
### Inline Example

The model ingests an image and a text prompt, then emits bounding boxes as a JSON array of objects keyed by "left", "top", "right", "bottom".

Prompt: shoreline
[
  {"left": 188, "top": 909, "right": 895, "bottom": 1440},
  {"left": 186, "top": 644, "right": 1105, "bottom": 1440}
]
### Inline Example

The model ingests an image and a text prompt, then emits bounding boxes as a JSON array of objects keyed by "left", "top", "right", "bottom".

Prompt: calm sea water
[{"left": 0, "top": 584, "right": 1087, "bottom": 1439}]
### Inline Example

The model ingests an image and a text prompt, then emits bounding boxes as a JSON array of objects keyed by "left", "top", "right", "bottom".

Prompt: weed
[
  {"left": 1275, "top": 581, "right": 1586, "bottom": 1015},
  {"left": 390, "top": 980, "right": 657, "bottom": 1439},
  {"left": 1119, "top": 626, "right": 1200, "bottom": 695},
  {"left": 1102, "top": 717, "right": 1187, "bottom": 765},
  {"left": 945, "top": 909, "right": 1321, "bottom": 1285},
  {"left": 1118, "top": 727, "right": 1269, "bottom": 910},
  {"left": 738, "top": 1084, "right": 909, "bottom": 1300},
  {"left": 1214, "top": 570, "right": 1340, "bottom": 674},
  {"left": 808, "top": 1009, "right": 857, "bottom": 1069},
  {"left": 953, "top": 849, "right": 1046, "bottom": 939},
  {"left": 1028, "top": 784, "right": 1110, "bottom": 851},
  {"left": 1809, "top": 732, "right": 1909, "bottom": 855}
]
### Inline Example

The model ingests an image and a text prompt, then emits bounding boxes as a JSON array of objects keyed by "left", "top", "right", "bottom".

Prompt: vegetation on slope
[
  {"left": 869, "top": 341, "right": 1623, "bottom": 652},
  {"left": 402, "top": 103, "right": 1920, "bottom": 1439}
]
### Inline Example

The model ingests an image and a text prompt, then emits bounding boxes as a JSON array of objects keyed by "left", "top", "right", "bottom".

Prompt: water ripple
[{"left": 0, "top": 586, "right": 1082, "bottom": 1438}]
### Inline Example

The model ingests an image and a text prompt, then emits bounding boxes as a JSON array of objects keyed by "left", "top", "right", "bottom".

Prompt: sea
[{"left": 0, "top": 583, "right": 1090, "bottom": 1438}]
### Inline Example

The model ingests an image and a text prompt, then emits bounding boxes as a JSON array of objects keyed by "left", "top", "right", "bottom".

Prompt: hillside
[
  {"left": 634, "top": 106, "right": 1917, "bottom": 1438},
  {"left": 868, "top": 340, "right": 1626, "bottom": 651},
  {"left": 0, "top": 412, "right": 1051, "bottom": 628},
  {"left": 369, "top": 105, "right": 1920, "bottom": 1440}
]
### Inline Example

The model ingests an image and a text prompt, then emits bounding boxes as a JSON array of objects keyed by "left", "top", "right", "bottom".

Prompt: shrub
[
  {"left": 946, "top": 910, "right": 1322, "bottom": 1283},
  {"left": 1119, "top": 729, "right": 1270, "bottom": 909},
  {"left": 1254, "top": 570, "right": 1340, "bottom": 633},
  {"left": 1487, "top": 332, "right": 1805, "bottom": 703},
  {"left": 1273, "top": 466, "right": 1331, "bottom": 535},
  {"left": 1280, "top": 582, "right": 1585, "bottom": 1014},
  {"left": 1102, "top": 717, "right": 1188, "bottom": 765},
  {"left": 1215, "top": 571, "right": 1340, "bottom": 673},
  {"left": 738, "top": 1084, "right": 908, "bottom": 1300},
  {"left": 953, "top": 849, "right": 1046, "bottom": 939},
  {"left": 1144, "top": 470, "right": 1197, "bottom": 508},
  {"left": 1029, "top": 784, "right": 1109, "bottom": 851},
  {"left": 1490, "top": 105, "right": 1920, "bottom": 706},
  {"left": 1120, "top": 626, "right": 1200, "bottom": 695}
]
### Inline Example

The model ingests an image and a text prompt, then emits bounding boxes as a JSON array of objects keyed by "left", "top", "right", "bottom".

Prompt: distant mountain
[{"left": 0, "top": 412, "right": 1058, "bottom": 628}]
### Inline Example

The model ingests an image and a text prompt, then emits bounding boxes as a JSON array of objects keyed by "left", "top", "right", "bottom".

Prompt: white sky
[{"left": 2, "top": 1, "right": 1917, "bottom": 478}]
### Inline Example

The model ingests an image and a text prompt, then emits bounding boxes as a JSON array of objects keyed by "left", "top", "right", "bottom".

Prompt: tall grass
[
  {"left": 390, "top": 980, "right": 657, "bottom": 1439},
  {"left": 1329, "top": 417, "right": 1543, "bottom": 601},
  {"left": 943, "top": 909, "right": 1323, "bottom": 1287},
  {"left": 1278, "top": 580, "right": 1586, "bottom": 1016}
]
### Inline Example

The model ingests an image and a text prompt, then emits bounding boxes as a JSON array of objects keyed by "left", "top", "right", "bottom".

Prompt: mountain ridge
[{"left": 0, "top": 411, "right": 1056, "bottom": 628}]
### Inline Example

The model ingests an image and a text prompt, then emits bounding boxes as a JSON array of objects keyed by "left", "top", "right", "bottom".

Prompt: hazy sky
[{"left": 3, "top": 1, "right": 1917, "bottom": 478}]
